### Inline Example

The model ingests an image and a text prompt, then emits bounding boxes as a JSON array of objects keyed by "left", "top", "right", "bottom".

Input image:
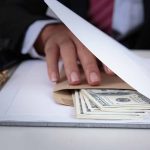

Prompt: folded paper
[{"left": 44, "top": 0, "right": 150, "bottom": 100}]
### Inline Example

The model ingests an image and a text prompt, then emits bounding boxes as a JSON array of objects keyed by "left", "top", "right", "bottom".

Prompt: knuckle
[
  {"left": 60, "top": 39, "right": 75, "bottom": 51},
  {"left": 45, "top": 44, "right": 57, "bottom": 55},
  {"left": 59, "top": 38, "right": 70, "bottom": 46},
  {"left": 64, "top": 62, "right": 78, "bottom": 73},
  {"left": 64, "top": 61, "right": 76, "bottom": 69},
  {"left": 83, "top": 60, "right": 98, "bottom": 71}
]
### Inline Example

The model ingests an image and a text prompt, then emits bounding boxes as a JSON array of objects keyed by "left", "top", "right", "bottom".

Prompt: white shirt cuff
[{"left": 21, "top": 19, "right": 61, "bottom": 58}]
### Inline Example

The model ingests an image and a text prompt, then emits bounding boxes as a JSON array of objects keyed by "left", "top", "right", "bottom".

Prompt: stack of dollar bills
[{"left": 72, "top": 89, "right": 150, "bottom": 120}]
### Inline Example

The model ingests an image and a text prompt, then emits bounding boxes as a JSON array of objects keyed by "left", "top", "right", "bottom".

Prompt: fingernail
[
  {"left": 50, "top": 72, "right": 58, "bottom": 82},
  {"left": 90, "top": 72, "right": 99, "bottom": 83},
  {"left": 70, "top": 72, "right": 79, "bottom": 83}
]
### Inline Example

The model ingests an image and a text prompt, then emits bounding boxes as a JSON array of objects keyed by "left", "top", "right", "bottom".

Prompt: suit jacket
[{"left": 0, "top": 0, "right": 150, "bottom": 69}]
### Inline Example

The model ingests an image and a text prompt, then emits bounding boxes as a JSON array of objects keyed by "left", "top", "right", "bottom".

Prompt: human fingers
[
  {"left": 76, "top": 44, "right": 101, "bottom": 85},
  {"left": 44, "top": 40, "right": 60, "bottom": 82},
  {"left": 59, "top": 38, "right": 81, "bottom": 85}
]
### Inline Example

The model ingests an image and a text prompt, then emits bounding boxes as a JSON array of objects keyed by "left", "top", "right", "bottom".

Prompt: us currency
[
  {"left": 81, "top": 89, "right": 150, "bottom": 111},
  {"left": 73, "top": 90, "right": 146, "bottom": 120},
  {"left": 82, "top": 92, "right": 146, "bottom": 113}
]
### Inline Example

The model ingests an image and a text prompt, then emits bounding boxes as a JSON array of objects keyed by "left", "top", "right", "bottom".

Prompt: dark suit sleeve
[{"left": 0, "top": 0, "right": 51, "bottom": 53}]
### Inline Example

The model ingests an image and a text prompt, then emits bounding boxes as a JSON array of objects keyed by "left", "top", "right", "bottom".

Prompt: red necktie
[{"left": 88, "top": 0, "right": 114, "bottom": 35}]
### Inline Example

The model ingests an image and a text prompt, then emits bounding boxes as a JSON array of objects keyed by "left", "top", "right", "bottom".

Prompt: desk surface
[
  {"left": 0, "top": 126, "right": 150, "bottom": 150},
  {"left": 0, "top": 50, "right": 150, "bottom": 150}
]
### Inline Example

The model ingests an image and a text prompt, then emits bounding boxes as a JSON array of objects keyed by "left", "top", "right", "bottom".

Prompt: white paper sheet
[
  {"left": 44, "top": 0, "right": 150, "bottom": 99},
  {"left": 0, "top": 61, "right": 74, "bottom": 121}
]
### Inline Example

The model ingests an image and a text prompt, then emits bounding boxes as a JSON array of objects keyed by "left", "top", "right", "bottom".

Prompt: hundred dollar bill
[
  {"left": 81, "top": 92, "right": 145, "bottom": 115},
  {"left": 73, "top": 91, "right": 145, "bottom": 120},
  {"left": 81, "top": 89, "right": 150, "bottom": 111},
  {"left": 82, "top": 92, "right": 147, "bottom": 113}
]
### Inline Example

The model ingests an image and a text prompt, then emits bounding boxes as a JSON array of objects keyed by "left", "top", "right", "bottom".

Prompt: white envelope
[{"left": 44, "top": 0, "right": 150, "bottom": 99}]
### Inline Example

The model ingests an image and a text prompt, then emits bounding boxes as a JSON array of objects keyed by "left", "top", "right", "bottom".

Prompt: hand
[{"left": 34, "top": 23, "right": 113, "bottom": 85}]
